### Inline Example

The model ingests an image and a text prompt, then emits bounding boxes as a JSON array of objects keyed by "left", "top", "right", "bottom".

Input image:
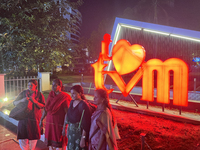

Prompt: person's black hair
[
  {"left": 28, "top": 79, "right": 38, "bottom": 88},
  {"left": 70, "top": 85, "right": 86, "bottom": 100},
  {"left": 53, "top": 79, "right": 64, "bottom": 91},
  {"left": 95, "top": 89, "right": 115, "bottom": 126}
]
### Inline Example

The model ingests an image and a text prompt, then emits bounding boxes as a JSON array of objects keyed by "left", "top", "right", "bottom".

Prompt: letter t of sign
[
  {"left": 91, "top": 54, "right": 107, "bottom": 89},
  {"left": 91, "top": 34, "right": 113, "bottom": 93}
]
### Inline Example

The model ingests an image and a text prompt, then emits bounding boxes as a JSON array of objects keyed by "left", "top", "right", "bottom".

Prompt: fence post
[
  {"left": 140, "top": 133, "right": 146, "bottom": 150},
  {"left": 194, "top": 78, "right": 196, "bottom": 91},
  {"left": 81, "top": 74, "right": 83, "bottom": 82},
  {"left": 38, "top": 72, "right": 51, "bottom": 92},
  {"left": 20, "top": 77, "right": 23, "bottom": 93},
  {"left": 0, "top": 74, "right": 6, "bottom": 99}
]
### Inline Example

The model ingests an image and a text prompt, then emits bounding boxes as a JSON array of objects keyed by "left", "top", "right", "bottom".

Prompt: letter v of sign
[{"left": 91, "top": 33, "right": 146, "bottom": 97}]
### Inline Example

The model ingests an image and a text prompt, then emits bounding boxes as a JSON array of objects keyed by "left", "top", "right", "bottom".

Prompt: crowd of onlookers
[{"left": 12, "top": 79, "right": 120, "bottom": 150}]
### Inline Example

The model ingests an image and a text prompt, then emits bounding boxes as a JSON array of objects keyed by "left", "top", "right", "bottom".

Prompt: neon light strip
[
  {"left": 107, "top": 24, "right": 121, "bottom": 72},
  {"left": 171, "top": 34, "right": 200, "bottom": 42},
  {"left": 108, "top": 24, "right": 121, "bottom": 69},
  {"left": 108, "top": 23, "right": 200, "bottom": 72},
  {"left": 121, "top": 24, "right": 142, "bottom": 30},
  {"left": 119, "top": 24, "right": 200, "bottom": 42},
  {"left": 144, "top": 29, "right": 169, "bottom": 35},
  {"left": 114, "top": 24, "right": 121, "bottom": 44}
]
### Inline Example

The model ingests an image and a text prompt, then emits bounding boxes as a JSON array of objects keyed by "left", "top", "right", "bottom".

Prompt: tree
[
  {"left": 0, "top": 0, "right": 83, "bottom": 74},
  {"left": 87, "top": 18, "right": 114, "bottom": 61},
  {"left": 122, "top": 0, "right": 174, "bottom": 58},
  {"left": 123, "top": 0, "right": 174, "bottom": 25}
]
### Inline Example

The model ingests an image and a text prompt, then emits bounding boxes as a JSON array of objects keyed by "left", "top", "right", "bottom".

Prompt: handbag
[
  {"left": 9, "top": 90, "right": 41, "bottom": 120},
  {"left": 9, "top": 99, "right": 30, "bottom": 120}
]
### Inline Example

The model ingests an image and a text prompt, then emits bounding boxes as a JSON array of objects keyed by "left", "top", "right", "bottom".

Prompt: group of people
[{"left": 13, "top": 79, "right": 119, "bottom": 150}]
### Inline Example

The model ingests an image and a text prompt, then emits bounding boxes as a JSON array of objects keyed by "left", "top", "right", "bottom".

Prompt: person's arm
[
  {"left": 39, "top": 109, "right": 47, "bottom": 128},
  {"left": 30, "top": 96, "right": 45, "bottom": 109},
  {"left": 97, "top": 129, "right": 106, "bottom": 150},
  {"left": 80, "top": 129, "right": 87, "bottom": 148},
  {"left": 79, "top": 101, "right": 92, "bottom": 148},
  {"left": 33, "top": 100, "right": 45, "bottom": 108},
  {"left": 13, "top": 97, "right": 27, "bottom": 106},
  {"left": 96, "top": 111, "right": 111, "bottom": 150},
  {"left": 62, "top": 107, "right": 68, "bottom": 136},
  {"left": 97, "top": 120, "right": 114, "bottom": 150}
]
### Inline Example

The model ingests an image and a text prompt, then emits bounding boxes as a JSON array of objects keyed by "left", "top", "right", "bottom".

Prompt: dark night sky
[
  {"left": 79, "top": 0, "right": 139, "bottom": 38},
  {"left": 78, "top": 0, "right": 200, "bottom": 39}
]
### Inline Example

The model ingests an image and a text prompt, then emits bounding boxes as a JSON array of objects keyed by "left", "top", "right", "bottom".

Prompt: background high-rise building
[{"left": 63, "top": 4, "right": 82, "bottom": 45}]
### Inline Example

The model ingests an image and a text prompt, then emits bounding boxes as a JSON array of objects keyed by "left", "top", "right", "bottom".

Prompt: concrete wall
[
  {"left": 0, "top": 74, "right": 6, "bottom": 99},
  {"left": 38, "top": 72, "right": 51, "bottom": 92}
]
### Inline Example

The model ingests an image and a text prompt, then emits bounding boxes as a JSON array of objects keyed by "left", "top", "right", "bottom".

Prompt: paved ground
[
  {"left": 0, "top": 118, "right": 20, "bottom": 150},
  {"left": 1, "top": 91, "right": 200, "bottom": 149},
  {"left": 0, "top": 115, "right": 48, "bottom": 150}
]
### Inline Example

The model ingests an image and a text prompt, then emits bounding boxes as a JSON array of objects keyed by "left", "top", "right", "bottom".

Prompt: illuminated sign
[
  {"left": 91, "top": 34, "right": 188, "bottom": 106},
  {"left": 142, "top": 59, "right": 188, "bottom": 106}
]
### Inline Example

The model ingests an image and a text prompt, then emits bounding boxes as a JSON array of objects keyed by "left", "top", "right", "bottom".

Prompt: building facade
[{"left": 63, "top": 4, "right": 82, "bottom": 45}]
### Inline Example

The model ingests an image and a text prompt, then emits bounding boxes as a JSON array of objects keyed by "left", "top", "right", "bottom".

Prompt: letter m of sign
[{"left": 141, "top": 58, "right": 188, "bottom": 106}]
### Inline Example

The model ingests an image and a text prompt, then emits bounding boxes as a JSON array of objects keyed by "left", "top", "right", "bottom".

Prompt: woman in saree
[
  {"left": 62, "top": 85, "right": 92, "bottom": 150},
  {"left": 39, "top": 79, "right": 71, "bottom": 150},
  {"left": 89, "top": 89, "right": 118, "bottom": 150},
  {"left": 13, "top": 79, "right": 45, "bottom": 150}
]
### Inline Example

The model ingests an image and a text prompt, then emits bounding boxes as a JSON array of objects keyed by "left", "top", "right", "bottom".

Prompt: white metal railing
[{"left": 4, "top": 76, "right": 40, "bottom": 99}]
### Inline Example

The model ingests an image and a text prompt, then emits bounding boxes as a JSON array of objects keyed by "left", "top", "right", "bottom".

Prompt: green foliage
[
  {"left": 0, "top": 0, "right": 82, "bottom": 73},
  {"left": 87, "top": 18, "right": 114, "bottom": 61}
]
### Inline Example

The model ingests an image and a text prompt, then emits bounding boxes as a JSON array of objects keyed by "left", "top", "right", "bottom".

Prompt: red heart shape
[{"left": 112, "top": 40, "right": 146, "bottom": 75}]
